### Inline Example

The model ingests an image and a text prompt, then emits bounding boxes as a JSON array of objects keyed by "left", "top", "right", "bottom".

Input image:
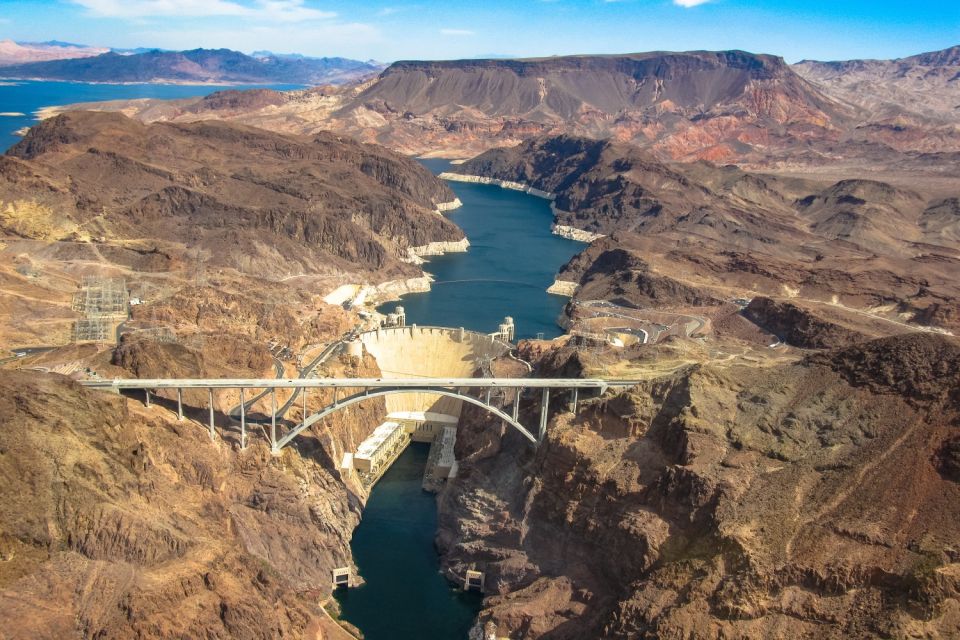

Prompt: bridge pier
[
  {"left": 270, "top": 389, "right": 278, "bottom": 455},
  {"left": 512, "top": 390, "right": 519, "bottom": 421},
  {"left": 570, "top": 387, "right": 578, "bottom": 413},
  {"left": 177, "top": 388, "right": 183, "bottom": 421},
  {"left": 539, "top": 388, "right": 550, "bottom": 441},
  {"left": 145, "top": 389, "right": 151, "bottom": 408},
  {"left": 208, "top": 388, "right": 215, "bottom": 441},
  {"left": 239, "top": 387, "right": 247, "bottom": 450}
]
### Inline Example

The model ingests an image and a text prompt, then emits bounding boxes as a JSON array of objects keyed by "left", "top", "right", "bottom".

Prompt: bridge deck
[{"left": 79, "top": 377, "right": 641, "bottom": 390}]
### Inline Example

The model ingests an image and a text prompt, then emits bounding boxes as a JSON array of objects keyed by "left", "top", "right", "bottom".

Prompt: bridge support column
[
  {"left": 569, "top": 387, "right": 578, "bottom": 414},
  {"left": 485, "top": 388, "right": 491, "bottom": 406},
  {"left": 512, "top": 389, "right": 520, "bottom": 422},
  {"left": 177, "top": 388, "right": 183, "bottom": 421},
  {"left": 145, "top": 389, "right": 151, "bottom": 408},
  {"left": 208, "top": 388, "right": 215, "bottom": 441},
  {"left": 302, "top": 387, "right": 307, "bottom": 421},
  {"left": 239, "top": 387, "right": 247, "bottom": 450},
  {"left": 270, "top": 389, "right": 279, "bottom": 456},
  {"left": 539, "top": 388, "right": 550, "bottom": 442}
]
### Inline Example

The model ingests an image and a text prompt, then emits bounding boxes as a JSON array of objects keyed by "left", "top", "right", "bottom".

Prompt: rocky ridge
[
  {"left": 440, "top": 333, "right": 960, "bottom": 638},
  {"left": 452, "top": 135, "right": 960, "bottom": 337}
]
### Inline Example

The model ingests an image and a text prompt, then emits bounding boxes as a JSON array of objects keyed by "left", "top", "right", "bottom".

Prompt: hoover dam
[{"left": 357, "top": 324, "right": 511, "bottom": 417}]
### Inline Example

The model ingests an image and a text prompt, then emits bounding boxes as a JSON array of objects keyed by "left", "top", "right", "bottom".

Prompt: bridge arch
[{"left": 272, "top": 387, "right": 536, "bottom": 452}]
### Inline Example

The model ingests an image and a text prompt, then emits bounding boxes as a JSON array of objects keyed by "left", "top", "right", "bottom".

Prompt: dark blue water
[
  {"left": 378, "top": 158, "right": 583, "bottom": 340},
  {"left": 0, "top": 80, "right": 304, "bottom": 151},
  {"left": 335, "top": 444, "right": 482, "bottom": 639},
  {"left": 346, "top": 160, "right": 582, "bottom": 640}
]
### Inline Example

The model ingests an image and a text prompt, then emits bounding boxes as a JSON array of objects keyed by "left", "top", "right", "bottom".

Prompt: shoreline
[
  {"left": 404, "top": 238, "right": 470, "bottom": 265},
  {"left": 438, "top": 172, "right": 556, "bottom": 200},
  {"left": 440, "top": 172, "right": 605, "bottom": 243},
  {"left": 434, "top": 198, "right": 463, "bottom": 214}
]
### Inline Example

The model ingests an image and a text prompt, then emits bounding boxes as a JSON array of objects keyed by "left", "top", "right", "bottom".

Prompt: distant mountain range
[
  {"left": 17, "top": 44, "right": 960, "bottom": 168},
  {"left": 0, "top": 46, "right": 385, "bottom": 85},
  {"left": 0, "top": 39, "right": 108, "bottom": 65}
]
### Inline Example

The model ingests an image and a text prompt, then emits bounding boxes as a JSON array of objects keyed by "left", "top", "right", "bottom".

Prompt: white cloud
[
  {"left": 440, "top": 28, "right": 474, "bottom": 36},
  {"left": 70, "top": 0, "right": 335, "bottom": 22},
  {"left": 673, "top": 0, "right": 710, "bottom": 7}
]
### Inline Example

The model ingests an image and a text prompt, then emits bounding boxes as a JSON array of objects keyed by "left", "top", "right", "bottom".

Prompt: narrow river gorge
[{"left": 336, "top": 160, "right": 583, "bottom": 638}]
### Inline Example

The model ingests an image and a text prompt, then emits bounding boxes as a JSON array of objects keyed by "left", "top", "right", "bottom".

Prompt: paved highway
[{"left": 81, "top": 377, "right": 640, "bottom": 390}]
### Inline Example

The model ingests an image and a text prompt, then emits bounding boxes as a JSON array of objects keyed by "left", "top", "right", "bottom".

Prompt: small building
[
  {"left": 434, "top": 425, "right": 458, "bottom": 479},
  {"left": 464, "top": 570, "right": 484, "bottom": 592},
  {"left": 353, "top": 421, "right": 408, "bottom": 476},
  {"left": 332, "top": 567, "right": 351, "bottom": 589}
]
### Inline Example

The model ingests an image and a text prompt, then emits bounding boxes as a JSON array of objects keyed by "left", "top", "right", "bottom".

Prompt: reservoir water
[
  {"left": 0, "top": 80, "right": 304, "bottom": 151},
  {"left": 378, "top": 158, "right": 584, "bottom": 340},
  {"left": 343, "top": 160, "right": 583, "bottom": 639}
]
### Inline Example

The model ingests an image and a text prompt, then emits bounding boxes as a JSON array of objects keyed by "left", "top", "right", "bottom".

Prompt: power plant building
[{"left": 353, "top": 421, "right": 409, "bottom": 477}]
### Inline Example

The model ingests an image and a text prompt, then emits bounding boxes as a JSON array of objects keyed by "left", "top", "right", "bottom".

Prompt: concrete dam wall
[{"left": 358, "top": 326, "right": 510, "bottom": 416}]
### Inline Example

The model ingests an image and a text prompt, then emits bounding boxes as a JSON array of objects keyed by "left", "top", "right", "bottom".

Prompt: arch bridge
[{"left": 80, "top": 377, "right": 640, "bottom": 454}]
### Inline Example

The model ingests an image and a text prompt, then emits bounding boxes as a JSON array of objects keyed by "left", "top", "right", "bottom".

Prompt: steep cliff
[
  {"left": 0, "top": 369, "right": 382, "bottom": 639},
  {"left": 439, "top": 333, "right": 960, "bottom": 638}
]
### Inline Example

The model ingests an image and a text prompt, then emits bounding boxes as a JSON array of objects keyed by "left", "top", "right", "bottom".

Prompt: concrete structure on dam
[{"left": 356, "top": 325, "right": 511, "bottom": 418}]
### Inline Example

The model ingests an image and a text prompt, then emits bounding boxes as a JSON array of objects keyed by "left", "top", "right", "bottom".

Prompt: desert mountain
[
  {"left": 0, "top": 47, "right": 383, "bottom": 85},
  {"left": 47, "top": 45, "right": 960, "bottom": 169},
  {"left": 795, "top": 46, "right": 960, "bottom": 124},
  {"left": 452, "top": 134, "right": 960, "bottom": 337},
  {"left": 442, "top": 331, "right": 960, "bottom": 638},
  {"left": 794, "top": 45, "right": 960, "bottom": 154},
  {"left": 35, "top": 49, "right": 851, "bottom": 163},
  {"left": 2, "top": 111, "right": 461, "bottom": 281},
  {"left": 0, "top": 39, "right": 109, "bottom": 65}
]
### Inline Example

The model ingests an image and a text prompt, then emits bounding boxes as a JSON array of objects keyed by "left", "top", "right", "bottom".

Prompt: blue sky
[{"left": 0, "top": 0, "right": 957, "bottom": 62}]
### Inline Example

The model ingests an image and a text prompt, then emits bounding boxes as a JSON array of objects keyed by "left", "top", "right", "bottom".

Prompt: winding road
[{"left": 226, "top": 333, "right": 350, "bottom": 424}]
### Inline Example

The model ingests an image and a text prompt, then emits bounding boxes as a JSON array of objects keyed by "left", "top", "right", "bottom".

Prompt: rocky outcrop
[
  {"left": 743, "top": 296, "right": 870, "bottom": 349},
  {"left": 4, "top": 111, "right": 464, "bottom": 281},
  {"left": 404, "top": 237, "right": 471, "bottom": 264},
  {"left": 0, "top": 369, "right": 381, "bottom": 639},
  {"left": 439, "top": 333, "right": 960, "bottom": 638},
  {"left": 546, "top": 280, "right": 578, "bottom": 297}
]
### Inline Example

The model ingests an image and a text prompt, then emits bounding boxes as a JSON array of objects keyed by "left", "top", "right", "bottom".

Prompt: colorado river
[
  {"left": 378, "top": 158, "right": 583, "bottom": 339},
  {"left": 342, "top": 160, "right": 584, "bottom": 638},
  {"left": 334, "top": 443, "right": 482, "bottom": 638}
]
